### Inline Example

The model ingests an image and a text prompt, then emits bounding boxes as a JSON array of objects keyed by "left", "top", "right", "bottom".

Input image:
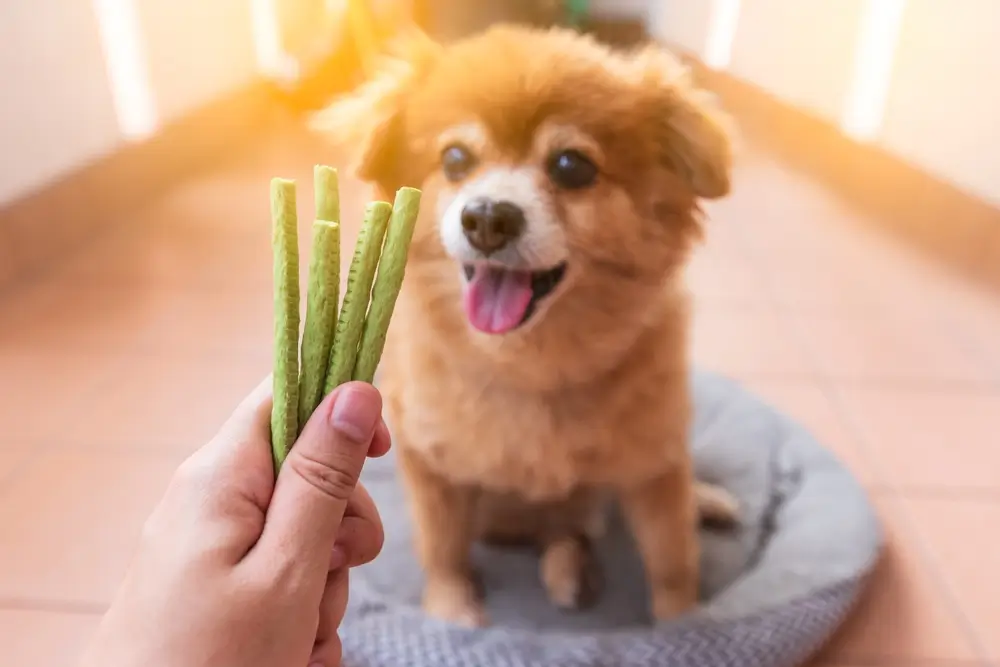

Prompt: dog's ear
[
  {"left": 630, "top": 47, "right": 734, "bottom": 199},
  {"left": 310, "top": 28, "right": 441, "bottom": 188}
]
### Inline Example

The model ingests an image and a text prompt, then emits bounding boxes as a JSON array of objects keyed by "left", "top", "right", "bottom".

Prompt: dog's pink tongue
[{"left": 462, "top": 265, "right": 533, "bottom": 334}]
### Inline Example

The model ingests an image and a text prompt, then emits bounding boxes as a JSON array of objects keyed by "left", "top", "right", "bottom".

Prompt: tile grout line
[
  {"left": 718, "top": 199, "right": 893, "bottom": 489},
  {"left": 0, "top": 350, "right": 136, "bottom": 495},
  {"left": 0, "top": 597, "right": 107, "bottom": 616},
  {"left": 0, "top": 353, "right": 139, "bottom": 498},
  {"left": 934, "top": 309, "right": 1000, "bottom": 394},
  {"left": 716, "top": 193, "right": 997, "bottom": 665},
  {"left": 818, "top": 379, "right": 996, "bottom": 666}
]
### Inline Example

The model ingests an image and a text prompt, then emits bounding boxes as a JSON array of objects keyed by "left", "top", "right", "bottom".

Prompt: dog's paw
[
  {"left": 422, "top": 576, "right": 489, "bottom": 628},
  {"left": 650, "top": 585, "right": 698, "bottom": 622},
  {"left": 695, "top": 482, "right": 740, "bottom": 528},
  {"left": 540, "top": 537, "right": 602, "bottom": 610}
]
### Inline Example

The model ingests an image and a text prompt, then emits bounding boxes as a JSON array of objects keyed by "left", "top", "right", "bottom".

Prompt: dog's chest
[
  {"left": 390, "top": 369, "right": 679, "bottom": 502},
  {"left": 416, "top": 392, "right": 591, "bottom": 500}
]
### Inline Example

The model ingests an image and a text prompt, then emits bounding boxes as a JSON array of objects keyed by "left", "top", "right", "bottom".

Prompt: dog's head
[{"left": 315, "top": 25, "right": 732, "bottom": 342}]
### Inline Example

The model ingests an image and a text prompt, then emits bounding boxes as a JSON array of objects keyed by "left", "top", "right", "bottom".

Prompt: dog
[{"left": 314, "top": 24, "right": 739, "bottom": 627}]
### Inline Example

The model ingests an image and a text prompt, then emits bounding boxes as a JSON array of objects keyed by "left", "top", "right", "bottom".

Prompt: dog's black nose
[{"left": 460, "top": 198, "right": 525, "bottom": 254}]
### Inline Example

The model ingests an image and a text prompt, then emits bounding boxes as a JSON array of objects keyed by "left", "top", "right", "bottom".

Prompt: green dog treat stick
[
  {"left": 270, "top": 178, "right": 300, "bottom": 469},
  {"left": 297, "top": 219, "right": 340, "bottom": 430},
  {"left": 353, "top": 187, "right": 421, "bottom": 383},
  {"left": 314, "top": 165, "right": 340, "bottom": 222},
  {"left": 296, "top": 166, "right": 342, "bottom": 428},
  {"left": 324, "top": 201, "right": 392, "bottom": 393}
]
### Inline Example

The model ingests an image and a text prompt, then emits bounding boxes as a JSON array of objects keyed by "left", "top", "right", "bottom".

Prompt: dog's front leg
[
  {"left": 619, "top": 458, "right": 699, "bottom": 621},
  {"left": 397, "top": 446, "right": 486, "bottom": 627}
]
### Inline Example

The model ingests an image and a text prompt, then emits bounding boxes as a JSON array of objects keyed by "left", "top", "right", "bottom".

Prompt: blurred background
[{"left": 1, "top": 1, "right": 999, "bottom": 666}]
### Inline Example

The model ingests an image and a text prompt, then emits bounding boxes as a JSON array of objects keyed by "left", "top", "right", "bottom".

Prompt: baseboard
[
  {"left": 586, "top": 17, "right": 648, "bottom": 46},
  {"left": 0, "top": 81, "right": 279, "bottom": 291},
  {"left": 686, "top": 58, "right": 1000, "bottom": 294}
]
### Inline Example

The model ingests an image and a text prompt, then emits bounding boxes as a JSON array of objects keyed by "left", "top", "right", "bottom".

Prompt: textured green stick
[
  {"left": 314, "top": 165, "right": 340, "bottom": 223},
  {"left": 324, "top": 201, "right": 392, "bottom": 393},
  {"left": 270, "top": 178, "right": 300, "bottom": 470},
  {"left": 352, "top": 187, "right": 421, "bottom": 383},
  {"left": 297, "top": 219, "right": 340, "bottom": 430}
]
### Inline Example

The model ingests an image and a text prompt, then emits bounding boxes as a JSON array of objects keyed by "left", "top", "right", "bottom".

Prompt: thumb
[{"left": 254, "top": 382, "right": 382, "bottom": 568}]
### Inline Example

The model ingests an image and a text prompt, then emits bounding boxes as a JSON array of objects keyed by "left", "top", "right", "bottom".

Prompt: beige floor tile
[
  {"left": 0, "top": 447, "right": 185, "bottom": 605},
  {"left": 685, "top": 248, "right": 770, "bottom": 309},
  {"left": 691, "top": 308, "right": 815, "bottom": 377},
  {"left": 939, "top": 284, "right": 1000, "bottom": 379},
  {"left": 0, "top": 349, "right": 125, "bottom": 444},
  {"left": 56, "top": 222, "right": 274, "bottom": 291},
  {"left": 0, "top": 608, "right": 101, "bottom": 667},
  {"left": 67, "top": 353, "right": 271, "bottom": 451},
  {"left": 0, "top": 281, "right": 274, "bottom": 357},
  {"left": 816, "top": 498, "right": 981, "bottom": 663},
  {"left": 762, "top": 265, "right": 882, "bottom": 314},
  {"left": 792, "top": 312, "right": 991, "bottom": 387},
  {"left": 739, "top": 379, "right": 879, "bottom": 486},
  {"left": 0, "top": 445, "right": 38, "bottom": 487},
  {"left": 758, "top": 242, "right": 942, "bottom": 320},
  {"left": 0, "top": 280, "right": 178, "bottom": 353},
  {"left": 839, "top": 387, "right": 1000, "bottom": 492},
  {"left": 902, "top": 496, "right": 1000, "bottom": 660}
]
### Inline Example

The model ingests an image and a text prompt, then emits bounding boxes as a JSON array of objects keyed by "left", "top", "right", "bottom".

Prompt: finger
[
  {"left": 174, "top": 376, "right": 275, "bottom": 493},
  {"left": 329, "top": 483, "right": 384, "bottom": 569},
  {"left": 213, "top": 375, "right": 274, "bottom": 445},
  {"left": 309, "top": 634, "right": 343, "bottom": 667},
  {"left": 315, "top": 569, "right": 350, "bottom": 647},
  {"left": 369, "top": 418, "right": 391, "bottom": 458},
  {"left": 253, "top": 383, "right": 382, "bottom": 569},
  {"left": 311, "top": 570, "right": 348, "bottom": 667}
]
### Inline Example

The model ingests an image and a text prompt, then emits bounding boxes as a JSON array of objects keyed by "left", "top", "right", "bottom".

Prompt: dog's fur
[{"left": 315, "top": 25, "right": 738, "bottom": 626}]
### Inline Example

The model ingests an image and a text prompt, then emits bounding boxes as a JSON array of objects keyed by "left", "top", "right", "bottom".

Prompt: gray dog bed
[{"left": 342, "top": 370, "right": 882, "bottom": 667}]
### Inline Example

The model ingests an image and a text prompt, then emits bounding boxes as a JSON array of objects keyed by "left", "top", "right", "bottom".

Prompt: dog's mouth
[{"left": 460, "top": 262, "right": 568, "bottom": 334}]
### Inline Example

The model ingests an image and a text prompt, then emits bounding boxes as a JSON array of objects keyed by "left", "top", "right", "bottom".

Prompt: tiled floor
[{"left": 2, "top": 124, "right": 1000, "bottom": 666}]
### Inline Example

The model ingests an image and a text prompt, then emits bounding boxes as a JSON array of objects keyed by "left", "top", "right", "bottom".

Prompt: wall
[
  {"left": 727, "top": 0, "right": 866, "bottom": 124},
  {"left": 589, "top": 0, "right": 650, "bottom": 20},
  {"left": 649, "top": 0, "right": 1000, "bottom": 208},
  {"left": 879, "top": 0, "right": 1000, "bottom": 207},
  {"left": 136, "top": 0, "right": 260, "bottom": 124},
  {"left": 648, "top": 0, "right": 714, "bottom": 56},
  {"left": 649, "top": 0, "right": 866, "bottom": 123},
  {"left": 0, "top": 0, "right": 263, "bottom": 208},
  {"left": 0, "top": 1, "right": 122, "bottom": 205}
]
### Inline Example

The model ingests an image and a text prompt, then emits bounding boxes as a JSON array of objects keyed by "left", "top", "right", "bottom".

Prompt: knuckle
[
  {"left": 170, "top": 454, "right": 211, "bottom": 491},
  {"left": 139, "top": 512, "right": 162, "bottom": 544},
  {"left": 288, "top": 451, "right": 359, "bottom": 502},
  {"left": 243, "top": 570, "right": 282, "bottom": 600}
]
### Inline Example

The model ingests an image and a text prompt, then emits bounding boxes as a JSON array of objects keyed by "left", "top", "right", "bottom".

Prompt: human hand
[{"left": 79, "top": 379, "right": 390, "bottom": 667}]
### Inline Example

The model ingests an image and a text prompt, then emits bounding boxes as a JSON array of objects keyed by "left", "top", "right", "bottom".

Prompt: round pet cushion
[{"left": 341, "top": 370, "right": 882, "bottom": 667}]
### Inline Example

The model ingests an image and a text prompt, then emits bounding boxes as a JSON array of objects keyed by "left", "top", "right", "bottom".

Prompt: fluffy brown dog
[{"left": 315, "top": 25, "right": 739, "bottom": 627}]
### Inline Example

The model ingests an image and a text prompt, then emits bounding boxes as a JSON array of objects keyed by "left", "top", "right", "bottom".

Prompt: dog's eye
[
  {"left": 546, "top": 150, "right": 598, "bottom": 190},
  {"left": 441, "top": 144, "right": 477, "bottom": 182}
]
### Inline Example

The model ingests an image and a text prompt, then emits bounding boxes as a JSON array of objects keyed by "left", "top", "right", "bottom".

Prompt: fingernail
[
  {"left": 330, "top": 545, "right": 348, "bottom": 571},
  {"left": 330, "top": 384, "right": 380, "bottom": 443}
]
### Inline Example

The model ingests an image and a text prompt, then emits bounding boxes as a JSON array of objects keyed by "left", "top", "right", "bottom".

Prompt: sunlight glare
[
  {"left": 251, "top": 0, "right": 298, "bottom": 80},
  {"left": 704, "top": 0, "right": 742, "bottom": 70},
  {"left": 842, "top": 0, "right": 908, "bottom": 141},
  {"left": 92, "top": 0, "right": 157, "bottom": 140}
]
